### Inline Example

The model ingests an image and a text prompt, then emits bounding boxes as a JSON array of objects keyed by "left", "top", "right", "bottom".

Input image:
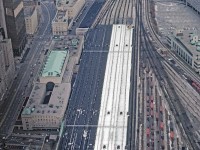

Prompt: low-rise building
[
  {"left": 56, "top": 0, "right": 85, "bottom": 19},
  {"left": 52, "top": 10, "right": 68, "bottom": 36},
  {"left": 24, "top": 6, "right": 38, "bottom": 35},
  {"left": 21, "top": 82, "right": 71, "bottom": 130},
  {"left": 167, "top": 30, "right": 200, "bottom": 74}
]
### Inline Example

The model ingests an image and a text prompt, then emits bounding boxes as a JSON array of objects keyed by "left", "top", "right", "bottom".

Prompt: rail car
[
  {"left": 146, "top": 128, "right": 150, "bottom": 137},
  {"left": 170, "top": 131, "right": 174, "bottom": 140},
  {"left": 160, "top": 122, "right": 164, "bottom": 130},
  {"left": 191, "top": 81, "right": 200, "bottom": 93},
  {"left": 150, "top": 102, "right": 154, "bottom": 110}
]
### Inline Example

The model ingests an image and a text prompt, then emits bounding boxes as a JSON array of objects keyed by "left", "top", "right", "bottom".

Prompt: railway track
[
  {"left": 140, "top": 22, "right": 197, "bottom": 149},
  {"left": 93, "top": 0, "right": 135, "bottom": 26},
  {"left": 126, "top": 0, "right": 141, "bottom": 149},
  {"left": 142, "top": 0, "right": 200, "bottom": 148}
]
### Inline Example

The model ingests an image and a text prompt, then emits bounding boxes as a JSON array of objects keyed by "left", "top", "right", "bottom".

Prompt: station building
[
  {"left": 167, "top": 30, "right": 200, "bottom": 74},
  {"left": 21, "top": 34, "right": 84, "bottom": 130},
  {"left": 21, "top": 82, "right": 71, "bottom": 130}
]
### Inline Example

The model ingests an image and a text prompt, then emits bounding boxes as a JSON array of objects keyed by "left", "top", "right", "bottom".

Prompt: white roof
[{"left": 94, "top": 25, "right": 133, "bottom": 150}]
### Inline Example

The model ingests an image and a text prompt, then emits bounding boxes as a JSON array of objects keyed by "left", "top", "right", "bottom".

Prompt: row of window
[{"left": 172, "top": 42, "right": 192, "bottom": 66}]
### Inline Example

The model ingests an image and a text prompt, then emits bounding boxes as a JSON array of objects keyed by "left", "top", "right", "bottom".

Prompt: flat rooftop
[
  {"left": 22, "top": 82, "right": 71, "bottom": 116},
  {"left": 24, "top": 6, "right": 35, "bottom": 17},
  {"left": 53, "top": 10, "right": 68, "bottom": 23},
  {"left": 57, "top": 0, "right": 78, "bottom": 7},
  {"left": 155, "top": 1, "right": 200, "bottom": 36},
  {"left": 94, "top": 25, "right": 133, "bottom": 149},
  {"left": 52, "top": 35, "right": 82, "bottom": 51},
  {"left": 172, "top": 30, "right": 200, "bottom": 56},
  {"left": 41, "top": 50, "right": 68, "bottom": 77}
]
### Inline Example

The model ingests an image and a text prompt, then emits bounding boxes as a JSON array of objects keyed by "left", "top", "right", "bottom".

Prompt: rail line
[
  {"left": 94, "top": 0, "right": 135, "bottom": 26},
  {"left": 141, "top": 23, "right": 197, "bottom": 149},
  {"left": 143, "top": 0, "right": 200, "bottom": 149},
  {"left": 127, "top": 0, "right": 141, "bottom": 149}
]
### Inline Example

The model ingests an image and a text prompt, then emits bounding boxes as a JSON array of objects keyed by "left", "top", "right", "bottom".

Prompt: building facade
[
  {"left": 0, "top": 37, "right": 15, "bottom": 98},
  {"left": 3, "top": 0, "right": 27, "bottom": 56},
  {"left": 23, "top": 0, "right": 41, "bottom": 25},
  {"left": 0, "top": 0, "right": 15, "bottom": 99},
  {"left": 52, "top": 10, "right": 68, "bottom": 36},
  {"left": 56, "top": 0, "right": 85, "bottom": 19},
  {"left": 167, "top": 30, "right": 200, "bottom": 74},
  {"left": 24, "top": 6, "right": 38, "bottom": 34}
]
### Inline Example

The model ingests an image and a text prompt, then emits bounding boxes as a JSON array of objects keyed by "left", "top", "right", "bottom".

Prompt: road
[{"left": 0, "top": 1, "right": 56, "bottom": 138}]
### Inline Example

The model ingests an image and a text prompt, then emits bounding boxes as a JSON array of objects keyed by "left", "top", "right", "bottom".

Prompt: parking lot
[{"left": 155, "top": 1, "right": 200, "bottom": 36}]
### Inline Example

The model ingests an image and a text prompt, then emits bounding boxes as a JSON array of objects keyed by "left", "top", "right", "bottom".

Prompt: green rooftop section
[
  {"left": 22, "top": 108, "right": 31, "bottom": 115},
  {"left": 197, "top": 46, "right": 200, "bottom": 52},
  {"left": 190, "top": 40, "right": 196, "bottom": 45},
  {"left": 41, "top": 51, "right": 68, "bottom": 77},
  {"left": 71, "top": 39, "right": 79, "bottom": 46}
]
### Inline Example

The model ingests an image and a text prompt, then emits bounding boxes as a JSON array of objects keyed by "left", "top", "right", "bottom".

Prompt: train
[
  {"left": 187, "top": 78, "right": 200, "bottom": 94},
  {"left": 191, "top": 81, "right": 200, "bottom": 93}
]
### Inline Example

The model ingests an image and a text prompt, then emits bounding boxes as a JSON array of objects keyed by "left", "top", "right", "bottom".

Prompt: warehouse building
[{"left": 167, "top": 30, "right": 200, "bottom": 74}]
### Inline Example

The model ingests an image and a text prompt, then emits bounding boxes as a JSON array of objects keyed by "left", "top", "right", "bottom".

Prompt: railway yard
[
  {"left": 1, "top": 0, "right": 200, "bottom": 150},
  {"left": 99, "top": 0, "right": 135, "bottom": 25}
]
